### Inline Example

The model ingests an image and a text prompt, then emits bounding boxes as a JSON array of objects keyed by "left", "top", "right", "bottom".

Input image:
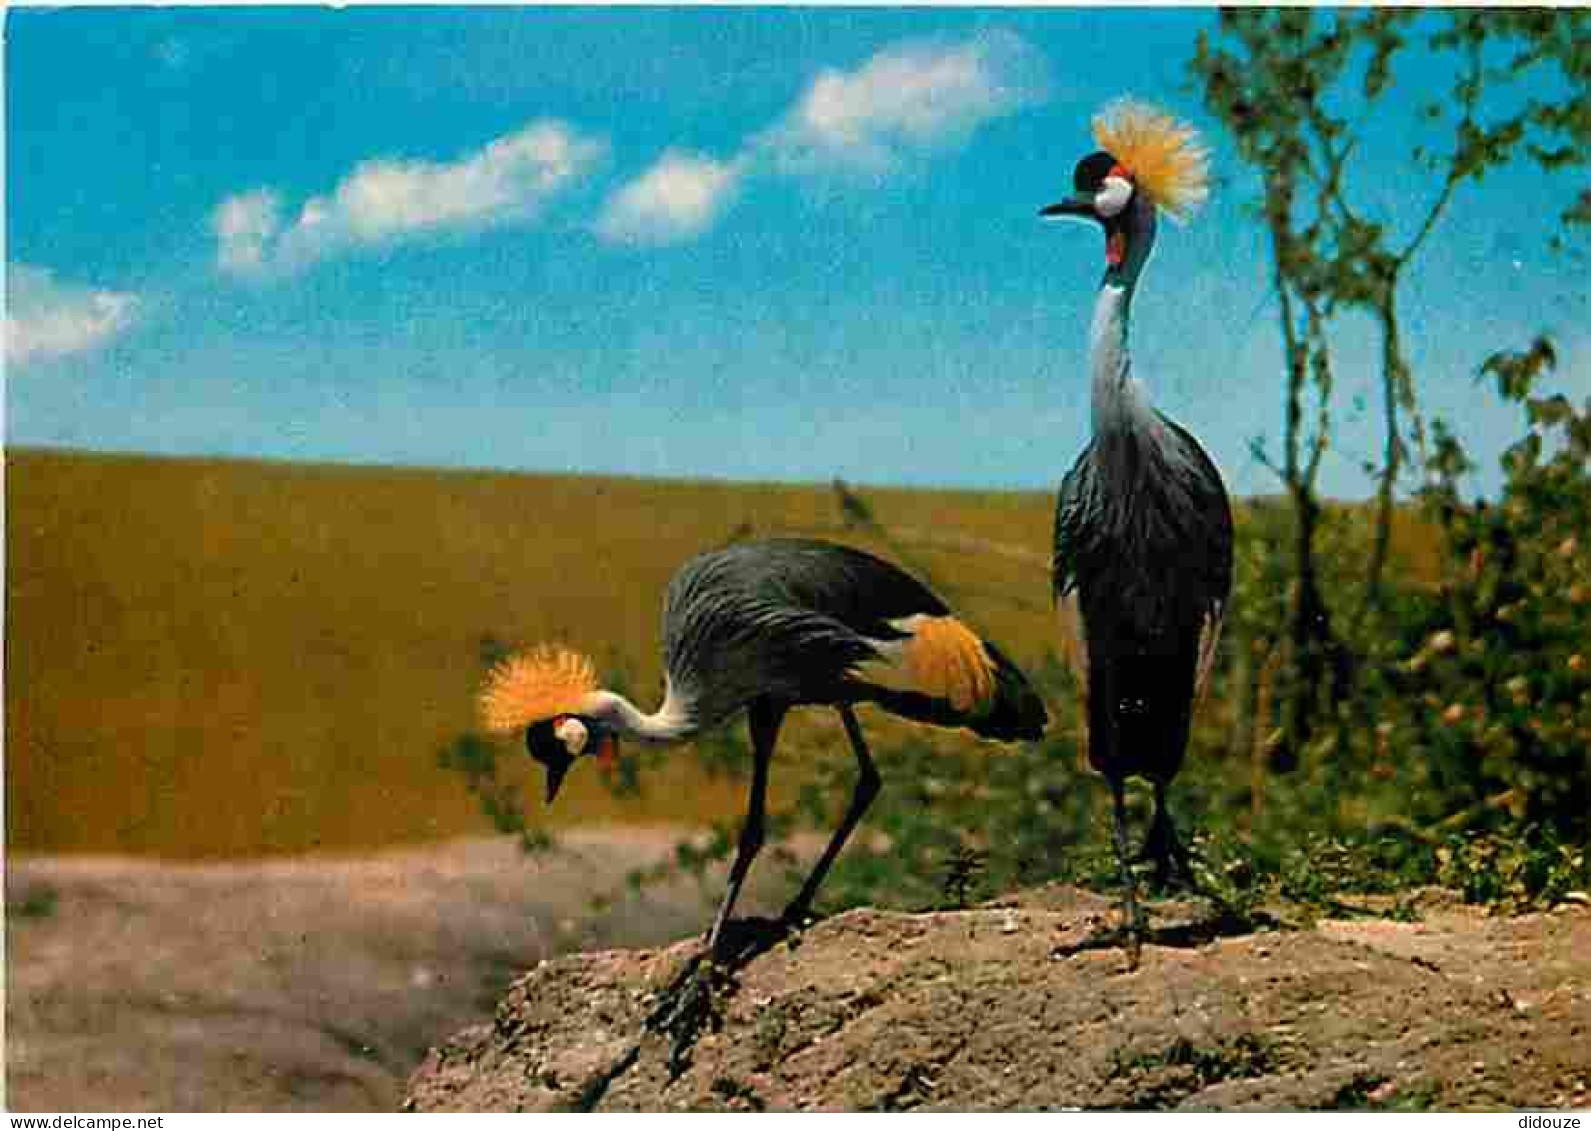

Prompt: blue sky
[{"left": 5, "top": 7, "right": 1586, "bottom": 499}]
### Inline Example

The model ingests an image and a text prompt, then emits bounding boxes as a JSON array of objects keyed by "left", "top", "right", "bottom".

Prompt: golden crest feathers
[
  {"left": 1092, "top": 98, "right": 1209, "bottom": 223},
  {"left": 478, "top": 645, "right": 599, "bottom": 734}
]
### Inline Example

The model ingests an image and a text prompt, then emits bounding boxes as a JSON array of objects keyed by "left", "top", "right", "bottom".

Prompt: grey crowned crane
[
  {"left": 1041, "top": 101, "right": 1234, "bottom": 962},
  {"left": 480, "top": 537, "right": 1047, "bottom": 956}
]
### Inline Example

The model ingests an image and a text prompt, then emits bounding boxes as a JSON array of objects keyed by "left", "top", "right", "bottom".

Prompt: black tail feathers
[{"left": 970, "top": 641, "right": 1048, "bottom": 742}]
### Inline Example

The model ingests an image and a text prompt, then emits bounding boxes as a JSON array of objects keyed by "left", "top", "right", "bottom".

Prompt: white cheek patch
[
  {"left": 553, "top": 716, "right": 589, "bottom": 756},
  {"left": 1096, "top": 175, "right": 1133, "bottom": 218}
]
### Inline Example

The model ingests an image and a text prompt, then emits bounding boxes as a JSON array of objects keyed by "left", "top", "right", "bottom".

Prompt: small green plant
[
  {"left": 1435, "top": 827, "right": 1589, "bottom": 914},
  {"left": 938, "top": 844, "right": 987, "bottom": 911}
]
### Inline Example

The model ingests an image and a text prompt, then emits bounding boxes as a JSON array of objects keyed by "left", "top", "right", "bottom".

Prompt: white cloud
[
  {"left": 213, "top": 189, "right": 283, "bottom": 275},
  {"left": 597, "top": 30, "right": 1047, "bottom": 248},
  {"left": 764, "top": 30, "right": 1047, "bottom": 176},
  {"left": 595, "top": 151, "right": 744, "bottom": 246},
  {"left": 213, "top": 34, "right": 1045, "bottom": 261},
  {"left": 214, "top": 119, "right": 607, "bottom": 276},
  {"left": 5, "top": 265, "right": 139, "bottom": 367}
]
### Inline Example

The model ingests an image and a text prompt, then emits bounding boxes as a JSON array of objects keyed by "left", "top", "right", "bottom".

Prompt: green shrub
[
  {"left": 1435, "top": 827, "right": 1589, "bottom": 913},
  {"left": 1315, "top": 339, "right": 1591, "bottom": 843}
]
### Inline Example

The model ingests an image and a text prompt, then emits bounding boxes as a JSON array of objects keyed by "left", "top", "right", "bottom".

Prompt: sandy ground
[
  {"left": 5, "top": 831, "right": 769, "bottom": 1112},
  {"left": 406, "top": 885, "right": 1591, "bottom": 1112}
]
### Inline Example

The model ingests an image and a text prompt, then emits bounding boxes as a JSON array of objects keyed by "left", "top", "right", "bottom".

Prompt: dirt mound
[{"left": 405, "top": 886, "right": 1591, "bottom": 1112}]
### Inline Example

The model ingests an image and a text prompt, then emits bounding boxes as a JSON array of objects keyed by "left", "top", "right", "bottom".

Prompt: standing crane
[
  {"left": 480, "top": 537, "right": 1047, "bottom": 956},
  {"left": 1040, "top": 100, "right": 1234, "bottom": 963}
]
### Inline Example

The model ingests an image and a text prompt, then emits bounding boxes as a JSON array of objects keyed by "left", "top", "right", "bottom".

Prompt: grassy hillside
[
  {"left": 7, "top": 449, "right": 1445, "bottom": 860},
  {"left": 5, "top": 449, "right": 1064, "bottom": 858}
]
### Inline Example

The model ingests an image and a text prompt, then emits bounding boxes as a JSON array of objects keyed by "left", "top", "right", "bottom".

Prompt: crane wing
[
  {"left": 1051, "top": 446, "right": 1094, "bottom": 604},
  {"left": 662, "top": 539, "right": 1045, "bottom": 741},
  {"left": 1160, "top": 414, "right": 1234, "bottom": 694},
  {"left": 662, "top": 540, "right": 947, "bottom": 726}
]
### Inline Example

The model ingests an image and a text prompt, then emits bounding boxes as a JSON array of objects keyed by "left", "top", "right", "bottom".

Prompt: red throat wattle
[{"left": 1107, "top": 230, "right": 1127, "bottom": 268}]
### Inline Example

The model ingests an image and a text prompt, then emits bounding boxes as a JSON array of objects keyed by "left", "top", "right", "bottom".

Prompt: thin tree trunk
[
  {"left": 1365, "top": 296, "right": 1402, "bottom": 612},
  {"left": 1268, "top": 208, "right": 1343, "bottom": 758}
]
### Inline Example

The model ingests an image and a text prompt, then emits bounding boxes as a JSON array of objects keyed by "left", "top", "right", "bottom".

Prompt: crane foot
[
  {"left": 646, "top": 916, "right": 792, "bottom": 1078},
  {"left": 645, "top": 956, "right": 733, "bottom": 1079},
  {"left": 1136, "top": 812, "right": 1200, "bottom": 894}
]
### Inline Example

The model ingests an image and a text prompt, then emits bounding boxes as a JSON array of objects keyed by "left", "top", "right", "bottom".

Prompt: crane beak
[
  {"left": 544, "top": 758, "right": 570, "bottom": 804},
  {"left": 525, "top": 724, "right": 578, "bottom": 804},
  {"left": 1040, "top": 196, "right": 1093, "bottom": 219}
]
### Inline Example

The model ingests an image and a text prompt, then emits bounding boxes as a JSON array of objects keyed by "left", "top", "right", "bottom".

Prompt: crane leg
[
  {"left": 1109, "top": 777, "right": 1144, "bottom": 967},
  {"left": 1139, "top": 780, "right": 1198, "bottom": 892},
  {"left": 706, "top": 701, "right": 783, "bottom": 957},
  {"left": 782, "top": 704, "right": 881, "bottom": 928}
]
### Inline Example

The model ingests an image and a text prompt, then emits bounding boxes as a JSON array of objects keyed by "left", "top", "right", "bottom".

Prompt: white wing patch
[{"left": 852, "top": 628, "right": 916, "bottom": 692}]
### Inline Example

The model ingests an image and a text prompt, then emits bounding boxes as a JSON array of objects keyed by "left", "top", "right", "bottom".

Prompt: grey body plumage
[
  {"left": 662, "top": 539, "right": 931, "bottom": 730},
  {"left": 664, "top": 539, "right": 1044, "bottom": 743},
  {"left": 1042, "top": 101, "right": 1233, "bottom": 963},
  {"left": 1054, "top": 412, "right": 1233, "bottom": 781}
]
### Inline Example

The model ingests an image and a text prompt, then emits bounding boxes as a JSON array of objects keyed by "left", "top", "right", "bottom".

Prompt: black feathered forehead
[{"left": 1073, "top": 151, "right": 1123, "bottom": 193}]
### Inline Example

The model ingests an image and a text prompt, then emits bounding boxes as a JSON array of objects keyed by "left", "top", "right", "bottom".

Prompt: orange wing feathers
[{"left": 901, "top": 616, "right": 997, "bottom": 715}]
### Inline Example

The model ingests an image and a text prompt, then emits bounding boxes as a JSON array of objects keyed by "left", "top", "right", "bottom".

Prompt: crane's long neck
[
  {"left": 581, "top": 684, "right": 698, "bottom": 745},
  {"left": 1090, "top": 197, "right": 1157, "bottom": 437}
]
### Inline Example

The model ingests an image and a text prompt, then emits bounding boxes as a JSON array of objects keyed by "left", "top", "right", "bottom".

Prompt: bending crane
[{"left": 480, "top": 537, "right": 1047, "bottom": 955}]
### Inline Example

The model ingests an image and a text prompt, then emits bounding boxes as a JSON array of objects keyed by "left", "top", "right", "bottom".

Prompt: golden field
[
  {"left": 5, "top": 448, "right": 1067, "bottom": 858},
  {"left": 5, "top": 448, "right": 1443, "bottom": 860}
]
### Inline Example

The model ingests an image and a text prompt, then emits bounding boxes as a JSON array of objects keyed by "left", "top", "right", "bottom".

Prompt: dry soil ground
[
  {"left": 9, "top": 834, "right": 1590, "bottom": 1112},
  {"left": 406, "top": 884, "right": 1591, "bottom": 1112}
]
